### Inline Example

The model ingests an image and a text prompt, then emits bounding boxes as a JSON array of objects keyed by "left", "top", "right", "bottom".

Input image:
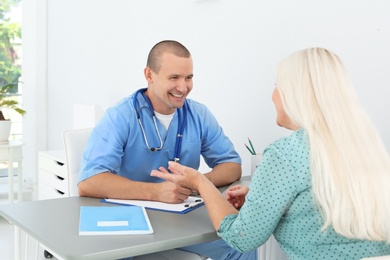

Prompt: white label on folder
[{"left": 97, "top": 221, "right": 129, "bottom": 227}]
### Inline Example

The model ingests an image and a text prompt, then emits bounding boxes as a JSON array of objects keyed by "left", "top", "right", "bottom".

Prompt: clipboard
[{"left": 101, "top": 196, "right": 204, "bottom": 214}]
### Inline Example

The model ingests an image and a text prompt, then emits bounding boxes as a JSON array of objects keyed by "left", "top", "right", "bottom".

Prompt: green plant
[
  {"left": 0, "top": 18, "right": 21, "bottom": 92},
  {"left": 0, "top": 0, "right": 24, "bottom": 120},
  {"left": 0, "top": 82, "right": 25, "bottom": 120}
]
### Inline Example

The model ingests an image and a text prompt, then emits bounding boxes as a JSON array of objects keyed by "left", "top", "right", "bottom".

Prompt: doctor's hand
[
  {"left": 151, "top": 161, "right": 203, "bottom": 193},
  {"left": 154, "top": 180, "right": 192, "bottom": 204},
  {"left": 225, "top": 185, "right": 249, "bottom": 209}
]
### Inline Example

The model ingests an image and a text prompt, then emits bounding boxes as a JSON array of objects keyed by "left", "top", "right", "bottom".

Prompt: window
[{"left": 0, "top": 0, "right": 23, "bottom": 141}]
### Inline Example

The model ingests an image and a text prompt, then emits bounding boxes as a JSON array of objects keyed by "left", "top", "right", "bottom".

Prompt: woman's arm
[{"left": 151, "top": 161, "right": 239, "bottom": 230}]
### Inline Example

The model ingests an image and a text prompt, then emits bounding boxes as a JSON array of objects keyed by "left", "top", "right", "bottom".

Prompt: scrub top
[{"left": 79, "top": 89, "right": 241, "bottom": 183}]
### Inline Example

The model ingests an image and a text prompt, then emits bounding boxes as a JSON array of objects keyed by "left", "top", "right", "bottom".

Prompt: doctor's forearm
[
  {"left": 78, "top": 172, "right": 157, "bottom": 200},
  {"left": 204, "top": 162, "right": 242, "bottom": 187}
]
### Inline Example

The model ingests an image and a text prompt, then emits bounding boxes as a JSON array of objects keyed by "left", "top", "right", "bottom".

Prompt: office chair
[
  {"left": 63, "top": 128, "right": 93, "bottom": 196},
  {"left": 62, "top": 128, "right": 206, "bottom": 260}
]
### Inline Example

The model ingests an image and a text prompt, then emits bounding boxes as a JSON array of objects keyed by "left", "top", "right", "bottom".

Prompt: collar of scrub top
[{"left": 133, "top": 88, "right": 187, "bottom": 162}]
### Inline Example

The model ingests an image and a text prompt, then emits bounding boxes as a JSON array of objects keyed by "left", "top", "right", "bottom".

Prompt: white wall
[{"left": 23, "top": 0, "right": 390, "bottom": 183}]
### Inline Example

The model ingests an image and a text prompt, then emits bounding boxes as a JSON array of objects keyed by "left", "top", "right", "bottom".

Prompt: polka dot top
[{"left": 217, "top": 129, "right": 390, "bottom": 259}]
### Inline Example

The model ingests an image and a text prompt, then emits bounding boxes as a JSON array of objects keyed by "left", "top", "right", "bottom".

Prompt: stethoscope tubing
[{"left": 133, "top": 88, "right": 187, "bottom": 161}]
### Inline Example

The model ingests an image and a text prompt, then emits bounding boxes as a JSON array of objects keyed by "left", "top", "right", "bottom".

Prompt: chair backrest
[{"left": 63, "top": 128, "right": 92, "bottom": 196}]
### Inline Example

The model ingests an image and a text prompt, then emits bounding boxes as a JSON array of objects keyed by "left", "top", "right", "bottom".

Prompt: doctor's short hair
[{"left": 147, "top": 40, "right": 191, "bottom": 73}]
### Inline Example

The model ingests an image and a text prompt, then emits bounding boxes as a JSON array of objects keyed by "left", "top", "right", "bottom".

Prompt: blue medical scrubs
[
  {"left": 79, "top": 89, "right": 257, "bottom": 260},
  {"left": 79, "top": 89, "right": 241, "bottom": 182}
]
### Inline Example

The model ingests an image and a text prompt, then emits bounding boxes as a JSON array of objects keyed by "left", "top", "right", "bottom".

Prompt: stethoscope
[{"left": 133, "top": 88, "right": 187, "bottom": 162}]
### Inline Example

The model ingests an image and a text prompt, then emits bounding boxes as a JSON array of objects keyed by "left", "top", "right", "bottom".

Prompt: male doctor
[{"left": 78, "top": 40, "right": 257, "bottom": 259}]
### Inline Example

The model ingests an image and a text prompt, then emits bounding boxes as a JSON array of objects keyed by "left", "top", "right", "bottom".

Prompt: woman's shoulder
[
  {"left": 271, "top": 128, "right": 308, "bottom": 151},
  {"left": 266, "top": 128, "right": 309, "bottom": 170}
]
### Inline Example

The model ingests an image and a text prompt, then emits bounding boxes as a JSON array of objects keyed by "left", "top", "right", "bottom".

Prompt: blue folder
[{"left": 79, "top": 205, "right": 154, "bottom": 235}]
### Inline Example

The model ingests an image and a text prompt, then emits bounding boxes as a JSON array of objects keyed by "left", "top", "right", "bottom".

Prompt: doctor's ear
[{"left": 144, "top": 67, "right": 153, "bottom": 83}]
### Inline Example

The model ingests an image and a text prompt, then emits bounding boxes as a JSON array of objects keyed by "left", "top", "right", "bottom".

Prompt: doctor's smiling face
[{"left": 144, "top": 52, "right": 194, "bottom": 115}]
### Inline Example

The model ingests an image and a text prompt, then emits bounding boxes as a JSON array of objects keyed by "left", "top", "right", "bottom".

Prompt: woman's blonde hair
[{"left": 276, "top": 48, "right": 390, "bottom": 242}]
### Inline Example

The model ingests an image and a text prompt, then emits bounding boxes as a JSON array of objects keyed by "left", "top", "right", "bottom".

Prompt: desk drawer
[
  {"left": 39, "top": 155, "right": 67, "bottom": 178},
  {"left": 39, "top": 181, "right": 69, "bottom": 199},
  {"left": 39, "top": 169, "right": 68, "bottom": 192}
]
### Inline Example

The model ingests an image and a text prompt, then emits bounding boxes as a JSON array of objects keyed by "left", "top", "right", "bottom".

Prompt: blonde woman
[{"left": 152, "top": 48, "right": 390, "bottom": 259}]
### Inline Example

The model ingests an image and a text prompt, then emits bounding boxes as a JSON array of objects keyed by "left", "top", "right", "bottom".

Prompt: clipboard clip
[{"left": 184, "top": 199, "right": 202, "bottom": 208}]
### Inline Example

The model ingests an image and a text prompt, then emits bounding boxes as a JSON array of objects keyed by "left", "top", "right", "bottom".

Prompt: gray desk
[
  {"left": 0, "top": 196, "right": 219, "bottom": 260},
  {"left": 0, "top": 178, "right": 251, "bottom": 260}
]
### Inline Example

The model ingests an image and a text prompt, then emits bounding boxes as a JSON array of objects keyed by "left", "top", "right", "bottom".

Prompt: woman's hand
[
  {"left": 153, "top": 162, "right": 241, "bottom": 230},
  {"left": 225, "top": 185, "right": 249, "bottom": 209},
  {"left": 151, "top": 161, "right": 203, "bottom": 191}
]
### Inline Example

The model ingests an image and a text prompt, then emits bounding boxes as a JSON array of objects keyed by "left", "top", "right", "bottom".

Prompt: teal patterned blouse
[{"left": 217, "top": 129, "right": 390, "bottom": 259}]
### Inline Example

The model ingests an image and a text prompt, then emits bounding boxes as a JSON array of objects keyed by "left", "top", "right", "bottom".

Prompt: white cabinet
[{"left": 38, "top": 150, "right": 68, "bottom": 200}]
